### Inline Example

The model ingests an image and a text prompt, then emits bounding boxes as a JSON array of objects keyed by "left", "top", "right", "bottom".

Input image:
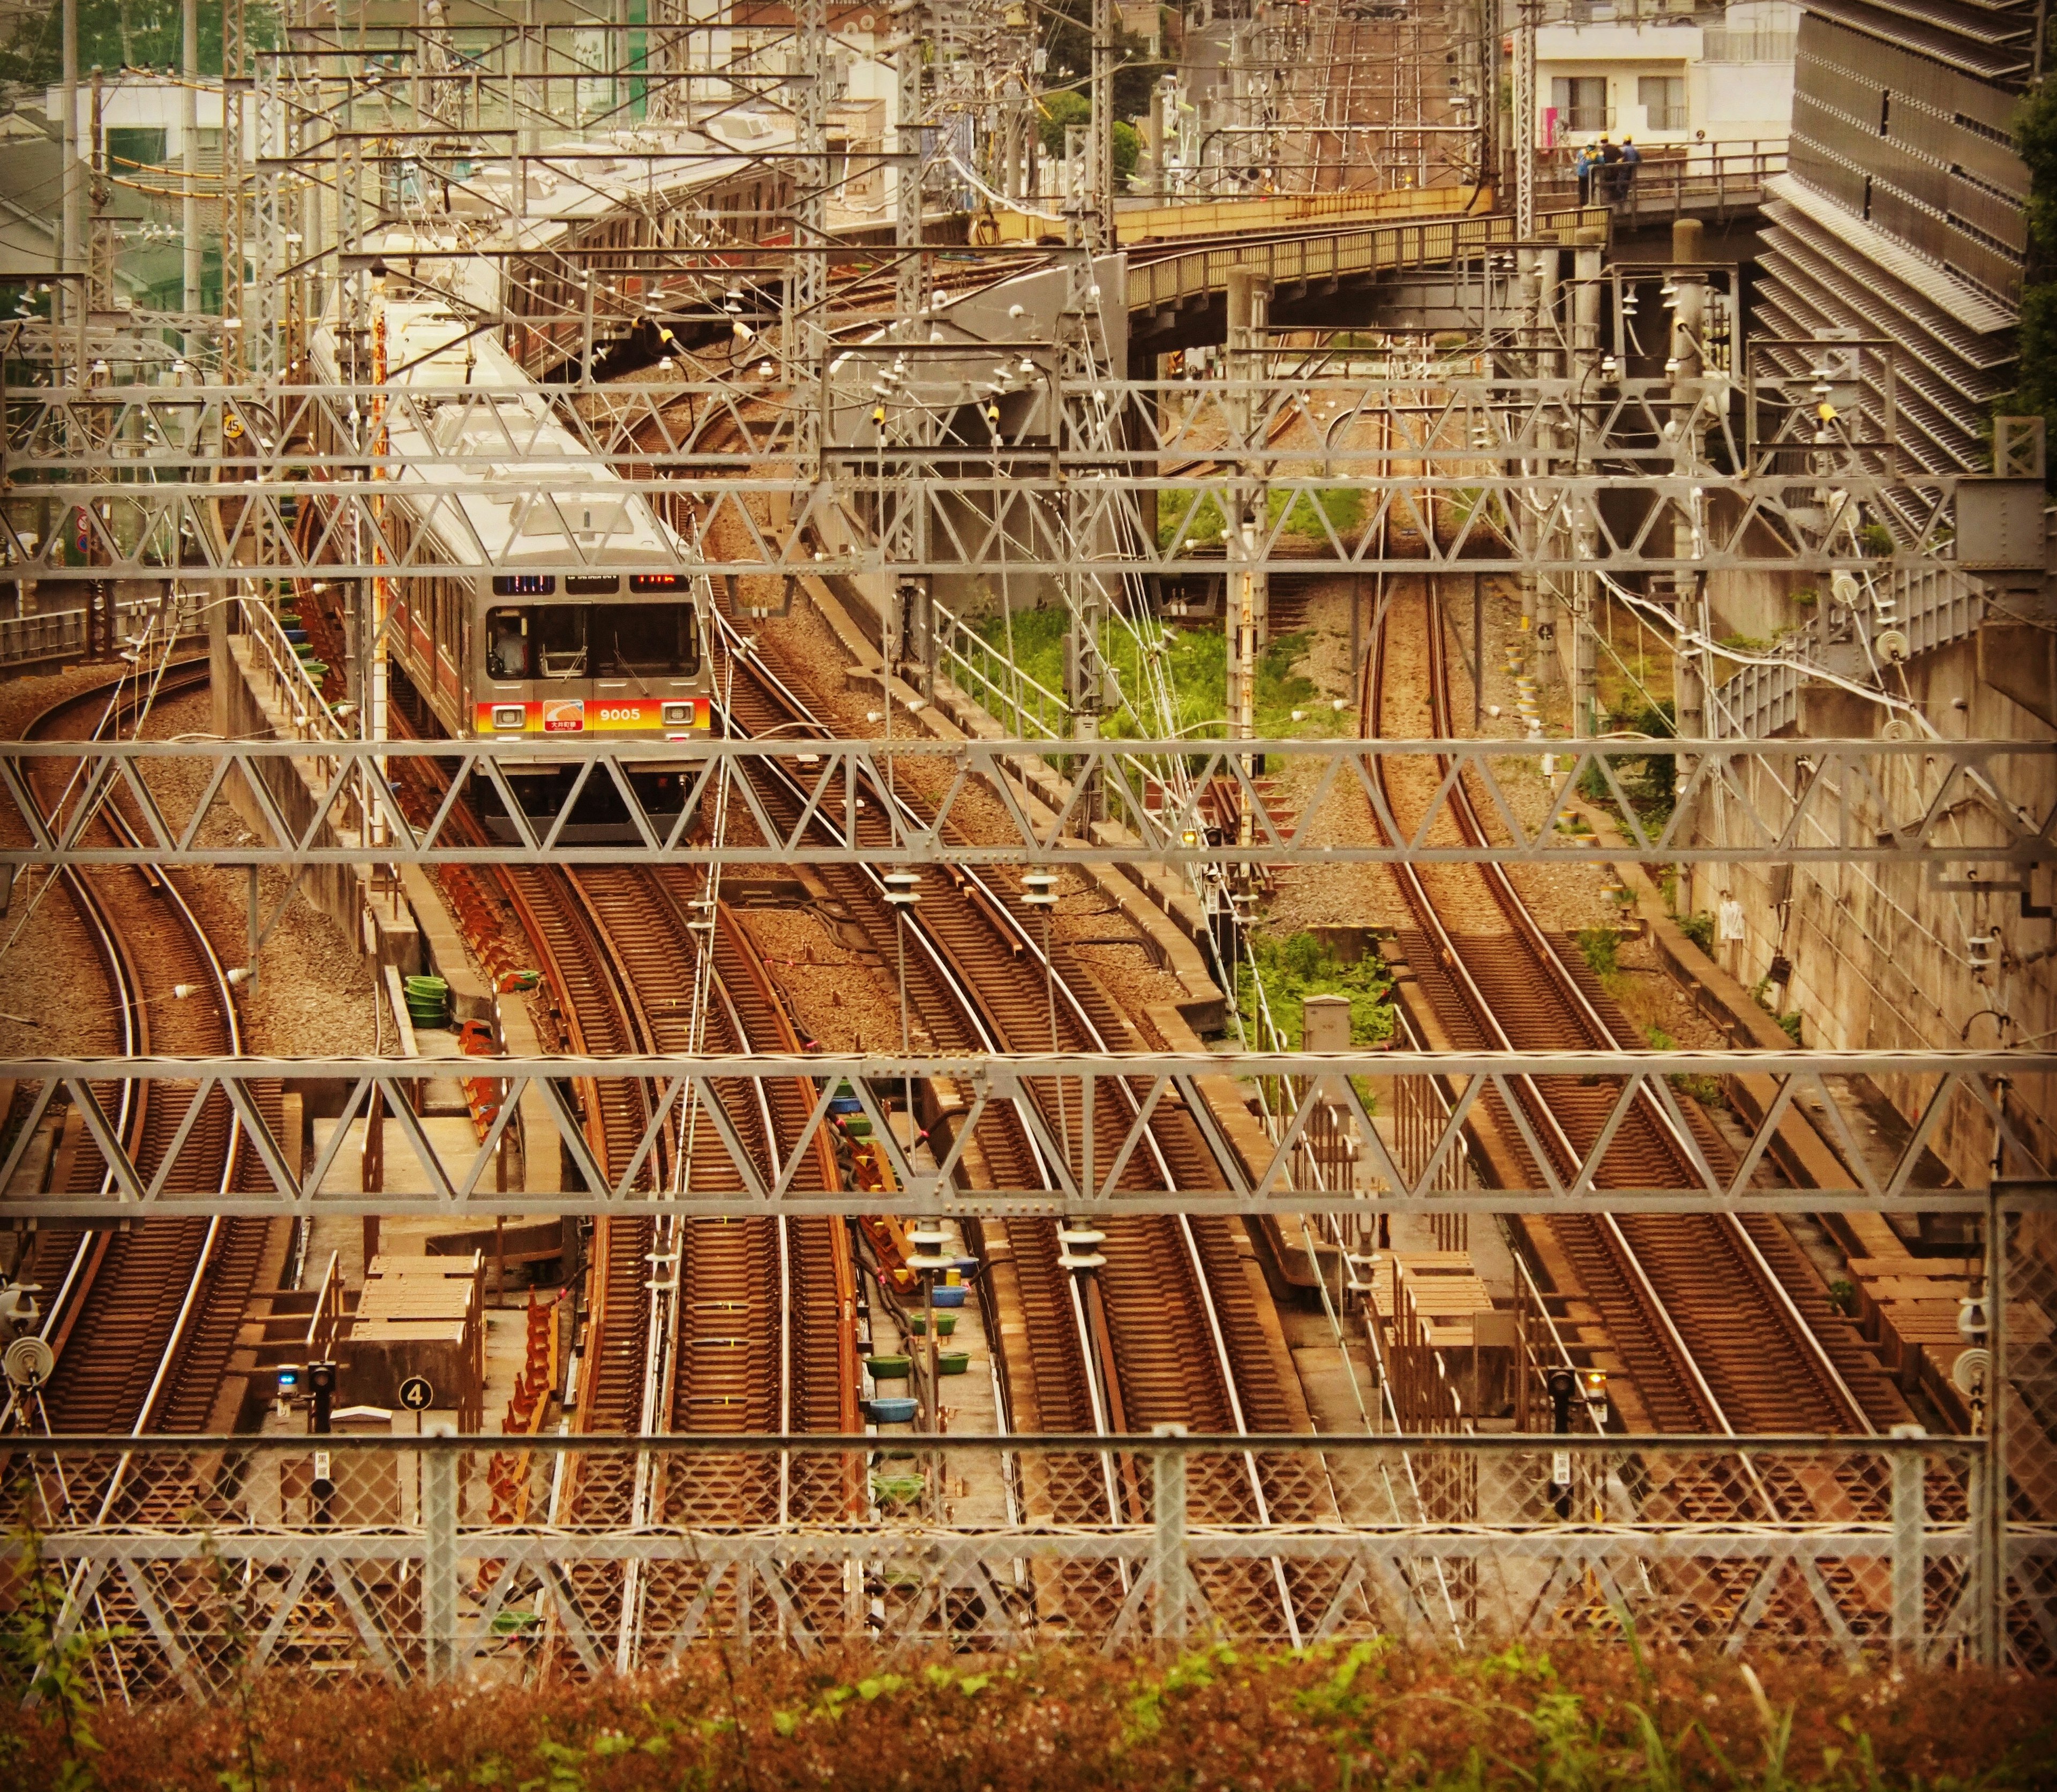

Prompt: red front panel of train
[{"left": 474, "top": 697, "right": 712, "bottom": 734}]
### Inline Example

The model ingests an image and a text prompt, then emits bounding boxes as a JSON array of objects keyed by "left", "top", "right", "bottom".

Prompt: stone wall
[{"left": 1684, "top": 626, "right": 2056, "bottom": 1188}]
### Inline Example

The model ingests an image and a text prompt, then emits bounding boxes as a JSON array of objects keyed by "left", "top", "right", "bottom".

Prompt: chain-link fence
[{"left": 3, "top": 1430, "right": 2046, "bottom": 1701}]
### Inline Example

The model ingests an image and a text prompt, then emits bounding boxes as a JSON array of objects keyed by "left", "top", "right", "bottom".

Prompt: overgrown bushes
[
  {"left": 3, "top": 1637, "right": 2052, "bottom": 1790},
  {"left": 1237, "top": 929, "right": 1395, "bottom": 1047}
]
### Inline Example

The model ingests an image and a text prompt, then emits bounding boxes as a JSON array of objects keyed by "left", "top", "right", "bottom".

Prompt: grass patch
[
  {"left": 4, "top": 1638, "right": 2050, "bottom": 1790},
  {"left": 1157, "top": 484, "right": 1367, "bottom": 551},
  {"left": 1575, "top": 698, "right": 1677, "bottom": 828},
  {"left": 1575, "top": 927, "right": 1621, "bottom": 980},
  {"left": 1238, "top": 930, "right": 1395, "bottom": 1048},
  {"left": 972, "top": 608, "right": 1340, "bottom": 739},
  {"left": 1646, "top": 1022, "right": 1727, "bottom": 1109}
]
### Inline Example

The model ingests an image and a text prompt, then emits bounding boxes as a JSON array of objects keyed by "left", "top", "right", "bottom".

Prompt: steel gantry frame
[
  {"left": 1, "top": 733, "right": 2049, "bottom": 874},
  {"left": 2, "top": 1049, "right": 2050, "bottom": 1217}
]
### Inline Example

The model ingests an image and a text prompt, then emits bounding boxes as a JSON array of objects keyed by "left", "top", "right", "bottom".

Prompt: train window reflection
[
  {"left": 595, "top": 604, "right": 701, "bottom": 677},
  {"left": 534, "top": 605, "right": 588, "bottom": 678},
  {"left": 486, "top": 608, "right": 530, "bottom": 679}
]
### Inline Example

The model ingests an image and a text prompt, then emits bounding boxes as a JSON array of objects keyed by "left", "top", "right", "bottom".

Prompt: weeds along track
[
  {"left": 722, "top": 619, "right": 1346, "bottom": 1642},
  {"left": 1364, "top": 580, "right": 1911, "bottom": 1524},
  {"left": 10, "top": 665, "right": 287, "bottom": 1478}
]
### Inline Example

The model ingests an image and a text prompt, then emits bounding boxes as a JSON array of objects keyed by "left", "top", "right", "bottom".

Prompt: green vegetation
[
  {"left": 1238, "top": 931, "right": 1395, "bottom": 1049},
  {"left": 1575, "top": 927, "right": 1621, "bottom": 981},
  {"left": 1032, "top": 101, "right": 1140, "bottom": 186},
  {"left": 1646, "top": 1024, "right": 1726, "bottom": 1108},
  {"left": 1576, "top": 698, "right": 1677, "bottom": 825},
  {"left": 1158, "top": 484, "right": 1367, "bottom": 550},
  {"left": 5, "top": 1632, "right": 2051, "bottom": 1790},
  {"left": 2012, "top": 77, "right": 2057, "bottom": 485},
  {"left": 1677, "top": 910, "right": 1716, "bottom": 958},
  {"left": 972, "top": 608, "right": 1342, "bottom": 739},
  {"left": 0, "top": 1, "right": 279, "bottom": 84}
]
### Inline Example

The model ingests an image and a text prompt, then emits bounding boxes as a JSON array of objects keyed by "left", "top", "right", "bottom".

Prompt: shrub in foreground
[{"left": 2, "top": 1638, "right": 2052, "bottom": 1790}]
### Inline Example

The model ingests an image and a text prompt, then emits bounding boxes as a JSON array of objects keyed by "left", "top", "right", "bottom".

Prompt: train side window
[
  {"left": 534, "top": 604, "right": 588, "bottom": 678},
  {"left": 595, "top": 603, "right": 700, "bottom": 677},
  {"left": 486, "top": 607, "right": 530, "bottom": 679}
]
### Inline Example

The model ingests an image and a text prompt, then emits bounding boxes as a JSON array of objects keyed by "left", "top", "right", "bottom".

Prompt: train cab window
[
  {"left": 486, "top": 608, "right": 531, "bottom": 679},
  {"left": 533, "top": 605, "right": 588, "bottom": 678},
  {"left": 595, "top": 603, "right": 701, "bottom": 678}
]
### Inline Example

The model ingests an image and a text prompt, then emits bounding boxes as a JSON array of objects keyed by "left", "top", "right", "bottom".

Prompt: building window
[
  {"left": 1638, "top": 76, "right": 1686, "bottom": 132},
  {"left": 1551, "top": 77, "right": 1608, "bottom": 133}
]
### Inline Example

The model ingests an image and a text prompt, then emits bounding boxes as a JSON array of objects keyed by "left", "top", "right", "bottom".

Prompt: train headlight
[
  {"left": 492, "top": 705, "right": 526, "bottom": 730},
  {"left": 661, "top": 701, "right": 695, "bottom": 728}
]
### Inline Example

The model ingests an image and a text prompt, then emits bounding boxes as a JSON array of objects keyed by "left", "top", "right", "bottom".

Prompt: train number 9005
[{"left": 596, "top": 706, "right": 649, "bottom": 724}]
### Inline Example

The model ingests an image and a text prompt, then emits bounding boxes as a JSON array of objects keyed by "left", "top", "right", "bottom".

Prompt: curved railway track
[
  {"left": 1364, "top": 579, "right": 1911, "bottom": 1513},
  {"left": 384, "top": 720, "right": 857, "bottom": 1661},
  {"left": 719, "top": 617, "right": 1342, "bottom": 1640},
  {"left": 10, "top": 664, "right": 286, "bottom": 1470}
]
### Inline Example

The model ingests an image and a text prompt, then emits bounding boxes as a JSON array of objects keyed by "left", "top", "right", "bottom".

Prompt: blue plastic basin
[{"left": 864, "top": 1396, "right": 919, "bottom": 1424}]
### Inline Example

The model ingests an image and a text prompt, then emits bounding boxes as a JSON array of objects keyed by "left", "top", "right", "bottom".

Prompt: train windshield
[
  {"left": 485, "top": 605, "right": 588, "bottom": 679},
  {"left": 486, "top": 603, "right": 699, "bottom": 680},
  {"left": 594, "top": 603, "right": 701, "bottom": 678}
]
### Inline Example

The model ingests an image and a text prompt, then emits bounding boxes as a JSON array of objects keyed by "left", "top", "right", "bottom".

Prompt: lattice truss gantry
[
  {"left": 13, "top": 1432, "right": 2045, "bottom": 1675},
  {"left": 0, "top": 336, "right": 1965, "bottom": 586},
  {"left": 2, "top": 1049, "right": 2050, "bottom": 1216},
  {"left": 0, "top": 733, "right": 2049, "bottom": 876}
]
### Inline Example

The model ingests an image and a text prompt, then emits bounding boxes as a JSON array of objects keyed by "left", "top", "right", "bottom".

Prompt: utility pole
[
  {"left": 221, "top": 0, "right": 246, "bottom": 374},
  {"left": 1570, "top": 230, "right": 1604, "bottom": 738},
  {"left": 786, "top": 0, "right": 828, "bottom": 480},
  {"left": 1670, "top": 216, "right": 1710, "bottom": 908},
  {"left": 1227, "top": 268, "right": 1270, "bottom": 850},
  {"left": 182, "top": 0, "right": 200, "bottom": 327},
  {"left": 1091, "top": 0, "right": 1115, "bottom": 236},
  {"left": 1510, "top": 0, "right": 1536, "bottom": 237},
  {"left": 60, "top": 0, "right": 79, "bottom": 365}
]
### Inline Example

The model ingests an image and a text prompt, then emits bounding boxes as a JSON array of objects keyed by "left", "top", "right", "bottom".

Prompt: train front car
[{"left": 309, "top": 295, "right": 716, "bottom": 842}]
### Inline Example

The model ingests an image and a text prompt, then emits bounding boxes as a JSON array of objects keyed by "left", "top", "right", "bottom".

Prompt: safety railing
[
  {"left": 236, "top": 591, "right": 349, "bottom": 743},
  {"left": 1523, "top": 141, "right": 1787, "bottom": 224},
  {"left": 1, "top": 1431, "right": 2035, "bottom": 1689},
  {"left": 1128, "top": 204, "right": 1613, "bottom": 317},
  {"left": 0, "top": 588, "right": 202, "bottom": 668},
  {"left": 930, "top": 597, "right": 1072, "bottom": 742}
]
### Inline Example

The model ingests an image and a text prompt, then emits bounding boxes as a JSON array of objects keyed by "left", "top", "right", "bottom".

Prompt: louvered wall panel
[
  {"left": 1796, "top": 53, "right": 1885, "bottom": 123},
  {"left": 1789, "top": 141, "right": 1870, "bottom": 213},
  {"left": 1944, "top": 119, "right": 2029, "bottom": 193},
  {"left": 1947, "top": 175, "right": 2027, "bottom": 252},
  {"left": 1870, "top": 183, "right": 1948, "bottom": 259},
  {"left": 1941, "top": 226, "right": 2023, "bottom": 302}
]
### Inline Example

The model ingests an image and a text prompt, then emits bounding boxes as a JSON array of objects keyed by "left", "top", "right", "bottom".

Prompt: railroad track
[
  {"left": 9, "top": 663, "right": 287, "bottom": 1466},
  {"left": 0, "top": 659, "right": 291, "bottom": 1701},
  {"left": 717, "top": 612, "right": 1346, "bottom": 1641},
  {"left": 383, "top": 718, "right": 856, "bottom": 1663},
  {"left": 1363, "top": 577, "right": 1924, "bottom": 1629}
]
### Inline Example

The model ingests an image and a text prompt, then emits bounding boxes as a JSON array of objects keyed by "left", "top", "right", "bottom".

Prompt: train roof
[{"left": 309, "top": 298, "right": 686, "bottom": 574}]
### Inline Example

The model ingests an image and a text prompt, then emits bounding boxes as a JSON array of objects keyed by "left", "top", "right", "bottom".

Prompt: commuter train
[{"left": 305, "top": 295, "right": 717, "bottom": 836}]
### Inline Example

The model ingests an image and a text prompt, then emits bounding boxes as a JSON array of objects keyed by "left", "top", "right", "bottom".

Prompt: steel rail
[
  {"left": 716, "top": 615, "right": 1305, "bottom": 1638},
  {"left": 1417, "top": 579, "right": 1874, "bottom": 1441}
]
